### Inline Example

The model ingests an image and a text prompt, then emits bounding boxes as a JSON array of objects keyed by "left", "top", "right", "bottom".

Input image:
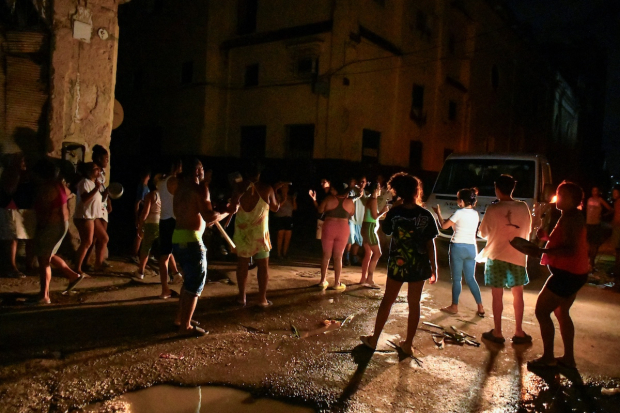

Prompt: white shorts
[{"left": 0, "top": 208, "right": 37, "bottom": 240}]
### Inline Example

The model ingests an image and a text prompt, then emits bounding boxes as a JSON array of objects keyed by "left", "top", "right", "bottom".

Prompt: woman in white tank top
[{"left": 433, "top": 188, "right": 485, "bottom": 317}]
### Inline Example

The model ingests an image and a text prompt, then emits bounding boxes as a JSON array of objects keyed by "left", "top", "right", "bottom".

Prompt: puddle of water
[
  {"left": 86, "top": 384, "right": 314, "bottom": 413},
  {"left": 271, "top": 320, "right": 342, "bottom": 338}
]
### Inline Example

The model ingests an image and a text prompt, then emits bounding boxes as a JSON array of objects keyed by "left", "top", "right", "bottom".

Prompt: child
[{"left": 360, "top": 172, "right": 438, "bottom": 356}]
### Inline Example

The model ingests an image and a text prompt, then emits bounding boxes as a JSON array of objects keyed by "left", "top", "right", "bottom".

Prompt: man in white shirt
[{"left": 478, "top": 175, "right": 532, "bottom": 345}]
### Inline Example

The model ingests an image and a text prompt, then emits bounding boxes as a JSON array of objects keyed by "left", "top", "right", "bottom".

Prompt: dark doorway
[
  {"left": 409, "top": 141, "right": 423, "bottom": 169},
  {"left": 362, "top": 129, "right": 381, "bottom": 163},
  {"left": 287, "top": 124, "right": 315, "bottom": 159},
  {"left": 240, "top": 125, "right": 266, "bottom": 159}
]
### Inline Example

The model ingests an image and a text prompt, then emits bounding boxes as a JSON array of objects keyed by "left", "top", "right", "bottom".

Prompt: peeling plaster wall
[{"left": 49, "top": 0, "right": 119, "bottom": 173}]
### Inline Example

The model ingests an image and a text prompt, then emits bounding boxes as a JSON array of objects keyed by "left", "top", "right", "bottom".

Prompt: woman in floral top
[{"left": 361, "top": 172, "right": 439, "bottom": 356}]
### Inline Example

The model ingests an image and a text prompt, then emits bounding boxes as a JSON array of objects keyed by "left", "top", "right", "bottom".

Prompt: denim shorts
[
  {"left": 173, "top": 241, "right": 207, "bottom": 296},
  {"left": 348, "top": 222, "right": 363, "bottom": 245}
]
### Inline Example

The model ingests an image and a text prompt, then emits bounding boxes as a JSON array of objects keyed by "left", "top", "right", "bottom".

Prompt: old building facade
[
  {"left": 115, "top": 0, "right": 578, "bottom": 174},
  {"left": 1, "top": 0, "right": 120, "bottom": 176}
]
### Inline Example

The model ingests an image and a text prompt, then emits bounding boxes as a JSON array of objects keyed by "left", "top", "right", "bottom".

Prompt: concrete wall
[{"left": 48, "top": 0, "right": 119, "bottom": 173}]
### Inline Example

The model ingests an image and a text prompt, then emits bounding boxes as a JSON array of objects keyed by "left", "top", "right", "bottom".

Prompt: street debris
[
  {"left": 341, "top": 314, "right": 354, "bottom": 326},
  {"left": 239, "top": 324, "right": 269, "bottom": 334},
  {"left": 456, "top": 319, "right": 477, "bottom": 325},
  {"left": 422, "top": 322, "right": 481, "bottom": 348},
  {"left": 159, "top": 353, "right": 184, "bottom": 360},
  {"left": 601, "top": 387, "right": 620, "bottom": 396}
]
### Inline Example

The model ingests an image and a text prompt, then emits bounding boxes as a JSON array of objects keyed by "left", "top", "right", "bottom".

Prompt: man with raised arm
[{"left": 172, "top": 159, "right": 237, "bottom": 336}]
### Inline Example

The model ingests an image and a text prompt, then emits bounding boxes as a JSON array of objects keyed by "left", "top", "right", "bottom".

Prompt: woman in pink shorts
[{"left": 317, "top": 182, "right": 355, "bottom": 290}]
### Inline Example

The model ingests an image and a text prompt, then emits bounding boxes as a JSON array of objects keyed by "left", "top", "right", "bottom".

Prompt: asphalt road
[{"left": 1, "top": 253, "right": 619, "bottom": 412}]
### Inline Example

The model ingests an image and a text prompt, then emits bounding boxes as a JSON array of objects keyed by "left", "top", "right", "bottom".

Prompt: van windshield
[{"left": 433, "top": 159, "right": 536, "bottom": 198}]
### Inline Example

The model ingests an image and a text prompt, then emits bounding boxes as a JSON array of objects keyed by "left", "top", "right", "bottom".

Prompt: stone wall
[{"left": 48, "top": 0, "right": 119, "bottom": 173}]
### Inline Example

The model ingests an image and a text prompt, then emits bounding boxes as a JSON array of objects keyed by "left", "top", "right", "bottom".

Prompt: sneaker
[
  {"left": 170, "top": 272, "right": 183, "bottom": 284},
  {"left": 133, "top": 271, "right": 145, "bottom": 280}
]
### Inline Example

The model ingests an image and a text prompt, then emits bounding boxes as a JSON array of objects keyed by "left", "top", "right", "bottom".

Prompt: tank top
[
  {"left": 541, "top": 213, "right": 589, "bottom": 274},
  {"left": 275, "top": 196, "right": 293, "bottom": 217},
  {"left": 158, "top": 176, "right": 175, "bottom": 220},
  {"left": 324, "top": 196, "right": 351, "bottom": 219},
  {"left": 586, "top": 197, "right": 603, "bottom": 225},
  {"left": 364, "top": 199, "right": 377, "bottom": 223},
  {"left": 233, "top": 184, "right": 271, "bottom": 257},
  {"left": 145, "top": 191, "right": 161, "bottom": 223}
]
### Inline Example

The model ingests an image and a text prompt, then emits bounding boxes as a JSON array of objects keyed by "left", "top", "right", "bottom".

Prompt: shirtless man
[
  {"left": 172, "top": 159, "right": 237, "bottom": 336},
  {"left": 233, "top": 165, "right": 281, "bottom": 307}
]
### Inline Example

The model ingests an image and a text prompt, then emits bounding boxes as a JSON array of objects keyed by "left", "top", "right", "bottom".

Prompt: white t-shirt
[
  {"left": 350, "top": 192, "right": 367, "bottom": 225},
  {"left": 75, "top": 178, "right": 104, "bottom": 219},
  {"left": 477, "top": 200, "right": 531, "bottom": 266},
  {"left": 98, "top": 170, "right": 108, "bottom": 222},
  {"left": 449, "top": 208, "right": 480, "bottom": 245}
]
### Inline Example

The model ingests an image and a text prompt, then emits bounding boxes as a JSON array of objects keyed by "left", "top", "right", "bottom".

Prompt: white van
[{"left": 426, "top": 153, "right": 554, "bottom": 244}]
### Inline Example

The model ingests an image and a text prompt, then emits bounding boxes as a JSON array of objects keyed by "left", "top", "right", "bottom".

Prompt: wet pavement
[{"left": 1, "top": 250, "right": 620, "bottom": 412}]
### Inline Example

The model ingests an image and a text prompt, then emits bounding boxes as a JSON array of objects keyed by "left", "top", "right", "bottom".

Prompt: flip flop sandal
[
  {"left": 512, "top": 333, "right": 532, "bottom": 344},
  {"left": 64, "top": 275, "right": 84, "bottom": 293},
  {"left": 477, "top": 311, "right": 486, "bottom": 317},
  {"left": 527, "top": 357, "right": 557, "bottom": 368},
  {"left": 158, "top": 290, "right": 179, "bottom": 299},
  {"left": 360, "top": 335, "right": 376, "bottom": 350},
  {"left": 178, "top": 326, "right": 208, "bottom": 337},
  {"left": 329, "top": 283, "right": 347, "bottom": 291},
  {"left": 257, "top": 300, "right": 273, "bottom": 308},
  {"left": 440, "top": 307, "right": 458, "bottom": 315},
  {"left": 481, "top": 330, "right": 506, "bottom": 344},
  {"left": 398, "top": 341, "right": 415, "bottom": 357},
  {"left": 316, "top": 280, "right": 329, "bottom": 289},
  {"left": 174, "top": 320, "right": 200, "bottom": 328},
  {"left": 363, "top": 283, "right": 381, "bottom": 290}
]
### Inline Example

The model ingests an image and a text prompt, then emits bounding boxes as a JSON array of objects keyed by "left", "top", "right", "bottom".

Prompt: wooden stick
[{"left": 214, "top": 220, "right": 235, "bottom": 249}]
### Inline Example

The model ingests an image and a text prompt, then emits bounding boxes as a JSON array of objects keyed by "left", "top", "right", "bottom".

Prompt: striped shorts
[{"left": 361, "top": 222, "right": 379, "bottom": 246}]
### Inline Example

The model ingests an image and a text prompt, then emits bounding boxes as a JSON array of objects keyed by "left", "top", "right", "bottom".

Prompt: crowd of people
[{"left": 0, "top": 148, "right": 612, "bottom": 367}]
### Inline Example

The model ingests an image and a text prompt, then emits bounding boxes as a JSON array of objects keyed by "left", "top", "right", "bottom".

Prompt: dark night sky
[{"left": 504, "top": 0, "right": 620, "bottom": 175}]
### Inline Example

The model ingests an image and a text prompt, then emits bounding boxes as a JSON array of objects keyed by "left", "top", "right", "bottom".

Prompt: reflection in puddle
[{"left": 85, "top": 385, "right": 314, "bottom": 413}]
